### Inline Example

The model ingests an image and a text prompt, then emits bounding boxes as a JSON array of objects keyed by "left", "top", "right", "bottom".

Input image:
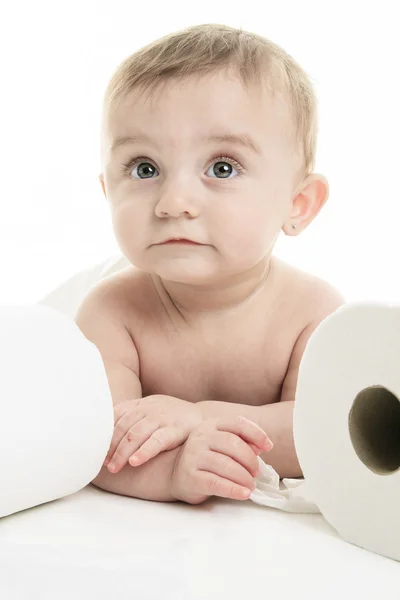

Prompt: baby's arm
[
  {"left": 92, "top": 445, "right": 181, "bottom": 502},
  {"left": 75, "top": 280, "right": 183, "bottom": 501},
  {"left": 92, "top": 416, "right": 270, "bottom": 504},
  {"left": 75, "top": 280, "right": 183, "bottom": 502},
  {"left": 75, "top": 279, "right": 142, "bottom": 406}
]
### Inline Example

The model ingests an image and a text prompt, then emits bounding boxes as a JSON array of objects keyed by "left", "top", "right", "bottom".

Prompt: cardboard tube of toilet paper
[
  {"left": 0, "top": 303, "right": 114, "bottom": 518},
  {"left": 293, "top": 302, "right": 400, "bottom": 562}
]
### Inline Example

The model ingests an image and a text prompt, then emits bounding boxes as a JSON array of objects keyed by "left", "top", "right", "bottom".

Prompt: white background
[{"left": 0, "top": 1, "right": 398, "bottom": 305}]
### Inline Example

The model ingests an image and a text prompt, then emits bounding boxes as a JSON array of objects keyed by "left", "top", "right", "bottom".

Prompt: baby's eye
[
  {"left": 205, "top": 159, "right": 240, "bottom": 179},
  {"left": 130, "top": 161, "right": 157, "bottom": 179},
  {"left": 123, "top": 156, "right": 242, "bottom": 180}
]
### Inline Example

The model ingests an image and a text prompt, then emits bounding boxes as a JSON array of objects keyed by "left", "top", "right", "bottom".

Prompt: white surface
[
  {"left": 1, "top": 255, "right": 398, "bottom": 597},
  {"left": 294, "top": 303, "right": 400, "bottom": 562},
  {"left": 0, "top": 303, "right": 113, "bottom": 517},
  {"left": 0, "top": 484, "right": 399, "bottom": 600}
]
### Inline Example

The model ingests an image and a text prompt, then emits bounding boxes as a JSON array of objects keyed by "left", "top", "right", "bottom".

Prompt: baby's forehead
[
  {"left": 109, "top": 91, "right": 292, "bottom": 145},
  {"left": 103, "top": 73, "right": 298, "bottom": 166}
]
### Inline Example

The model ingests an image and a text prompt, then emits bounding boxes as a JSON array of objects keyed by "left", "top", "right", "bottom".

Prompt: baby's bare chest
[
  {"left": 117, "top": 260, "right": 312, "bottom": 406},
  {"left": 133, "top": 315, "right": 298, "bottom": 406}
]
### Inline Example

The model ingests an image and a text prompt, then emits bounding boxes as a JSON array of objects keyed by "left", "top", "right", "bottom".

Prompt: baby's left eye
[{"left": 206, "top": 159, "right": 239, "bottom": 179}]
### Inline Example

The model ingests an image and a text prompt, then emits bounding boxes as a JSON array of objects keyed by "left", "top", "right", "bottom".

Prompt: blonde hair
[{"left": 102, "top": 23, "right": 319, "bottom": 183}]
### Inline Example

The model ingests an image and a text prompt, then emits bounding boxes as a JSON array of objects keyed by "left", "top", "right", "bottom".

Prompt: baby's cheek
[
  {"left": 227, "top": 220, "right": 269, "bottom": 260},
  {"left": 112, "top": 210, "right": 145, "bottom": 253}
]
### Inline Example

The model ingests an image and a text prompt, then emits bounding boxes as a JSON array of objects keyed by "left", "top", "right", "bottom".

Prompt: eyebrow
[{"left": 110, "top": 131, "right": 262, "bottom": 157}]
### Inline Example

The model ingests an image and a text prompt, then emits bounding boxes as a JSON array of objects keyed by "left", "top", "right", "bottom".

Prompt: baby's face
[{"left": 100, "top": 69, "right": 301, "bottom": 284}]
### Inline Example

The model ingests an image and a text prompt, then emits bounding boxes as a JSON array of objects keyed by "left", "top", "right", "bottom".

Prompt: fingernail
[
  {"left": 264, "top": 439, "right": 274, "bottom": 451},
  {"left": 108, "top": 463, "right": 116, "bottom": 472},
  {"left": 129, "top": 456, "right": 140, "bottom": 466},
  {"left": 241, "top": 488, "right": 251, "bottom": 498},
  {"left": 103, "top": 459, "right": 109, "bottom": 466}
]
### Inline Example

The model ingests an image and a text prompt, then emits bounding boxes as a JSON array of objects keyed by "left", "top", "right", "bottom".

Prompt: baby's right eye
[{"left": 122, "top": 159, "right": 157, "bottom": 179}]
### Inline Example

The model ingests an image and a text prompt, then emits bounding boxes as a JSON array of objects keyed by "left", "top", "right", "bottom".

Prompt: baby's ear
[
  {"left": 99, "top": 173, "right": 106, "bottom": 198},
  {"left": 283, "top": 173, "right": 329, "bottom": 235}
]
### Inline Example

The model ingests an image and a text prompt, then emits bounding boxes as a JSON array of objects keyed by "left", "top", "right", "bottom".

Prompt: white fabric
[
  {"left": 1, "top": 254, "right": 397, "bottom": 598},
  {"left": 39, "top": 253, "right": 131, "bottom": 319}
]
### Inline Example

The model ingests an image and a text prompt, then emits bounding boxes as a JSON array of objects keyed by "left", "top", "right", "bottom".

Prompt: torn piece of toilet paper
[{"left": 249, "top": 457, "right": 321, "bottom": 513}]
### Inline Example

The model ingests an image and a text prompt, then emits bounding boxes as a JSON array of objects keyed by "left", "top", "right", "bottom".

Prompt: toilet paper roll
[
  {"left": 0, "top": 303, "right": 114, "bottom": 518},
  {"left": 293, "top": 302, "right": 400, "bottom": 562}
]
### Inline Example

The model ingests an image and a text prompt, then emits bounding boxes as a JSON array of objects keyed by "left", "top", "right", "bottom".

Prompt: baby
[{"left": 75, "top": 23, "right": 345, "bottom": 505}]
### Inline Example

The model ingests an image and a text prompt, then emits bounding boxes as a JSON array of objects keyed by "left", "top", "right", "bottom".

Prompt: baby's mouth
[{"left": 157, "top": 238, "right": 203, "bottom": 245}]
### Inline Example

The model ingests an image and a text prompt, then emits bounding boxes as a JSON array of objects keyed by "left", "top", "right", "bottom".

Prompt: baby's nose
[{"left": 155, "top": 192, "right": 199, "bottom": 218}]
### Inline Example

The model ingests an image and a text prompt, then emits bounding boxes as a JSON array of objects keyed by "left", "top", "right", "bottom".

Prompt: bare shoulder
[
  {"left": 274, "top": 257, "right": 346, "bottom": 326},
  {"left": 278, "top": 259, "right": 346, "bottom": 403},
  {"left": 74, "top": 265, "right": 144, "bottom": 400},
  {"left": 297, "top": 266, "right": 345, "bottom": 321},
  {"left": 80, "top": 265, "right": 152, "bottom": 326},
  {"left": 75, "top": 265, "right": 153, "bottom": 370}
]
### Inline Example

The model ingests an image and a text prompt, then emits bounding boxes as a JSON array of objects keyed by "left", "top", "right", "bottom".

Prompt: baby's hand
[
  {"left": 170, "top": 416, "right": 273, "bottom": 505},
  {"left": 104, "top": 395, "right": 202, "bottom": 474}
]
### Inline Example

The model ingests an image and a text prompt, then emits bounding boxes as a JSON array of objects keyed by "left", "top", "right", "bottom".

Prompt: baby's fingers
[
  {"left": 210, "top": 432, "right": 260, "bottom": 477},
  {"left": 216, "top": 416, "right": 273, "bottom": 452},
  {"left": 107, "top": 417, "right": 156, "bottom": 473},
  {"left": 103, "top": 404, "right": 143, "bottom": 466},
  {"left": 128, "top": 426, "right": 183, "bottom": 467},
  {"left": 194, "top": 470, "right": 252, "bottom": 501},
  {"left": 199, "top": 451, "right": 256, "bottom": 494},
  {"left": 249, "top": 443, "right": 262, "bottom": 456}
]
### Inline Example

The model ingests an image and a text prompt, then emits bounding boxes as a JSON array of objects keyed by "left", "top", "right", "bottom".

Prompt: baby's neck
[{"left": 150, "top": 257, "right": 277, "bottom": 322}]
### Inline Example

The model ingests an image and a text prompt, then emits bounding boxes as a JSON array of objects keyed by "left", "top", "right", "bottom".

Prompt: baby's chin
[{"left": 140, "top": 256, "right": 223, "bottom": 285}]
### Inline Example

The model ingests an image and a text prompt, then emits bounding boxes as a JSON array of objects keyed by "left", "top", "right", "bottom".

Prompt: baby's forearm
[{"left": 91, "top": 446, "right": 181, "bottom": 502}]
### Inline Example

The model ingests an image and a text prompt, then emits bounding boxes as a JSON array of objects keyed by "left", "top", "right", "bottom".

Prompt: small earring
[{"left": 292, "top": 224, "right": 297, "bottom": 230}]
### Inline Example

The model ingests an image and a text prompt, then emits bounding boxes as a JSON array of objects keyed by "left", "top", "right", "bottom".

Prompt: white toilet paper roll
[
  {"left": 0, "top": 303, "right": 114, "bottom": 518},
  {"left": 293, "top": 302, "right": 400, "bottom": 562}
]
